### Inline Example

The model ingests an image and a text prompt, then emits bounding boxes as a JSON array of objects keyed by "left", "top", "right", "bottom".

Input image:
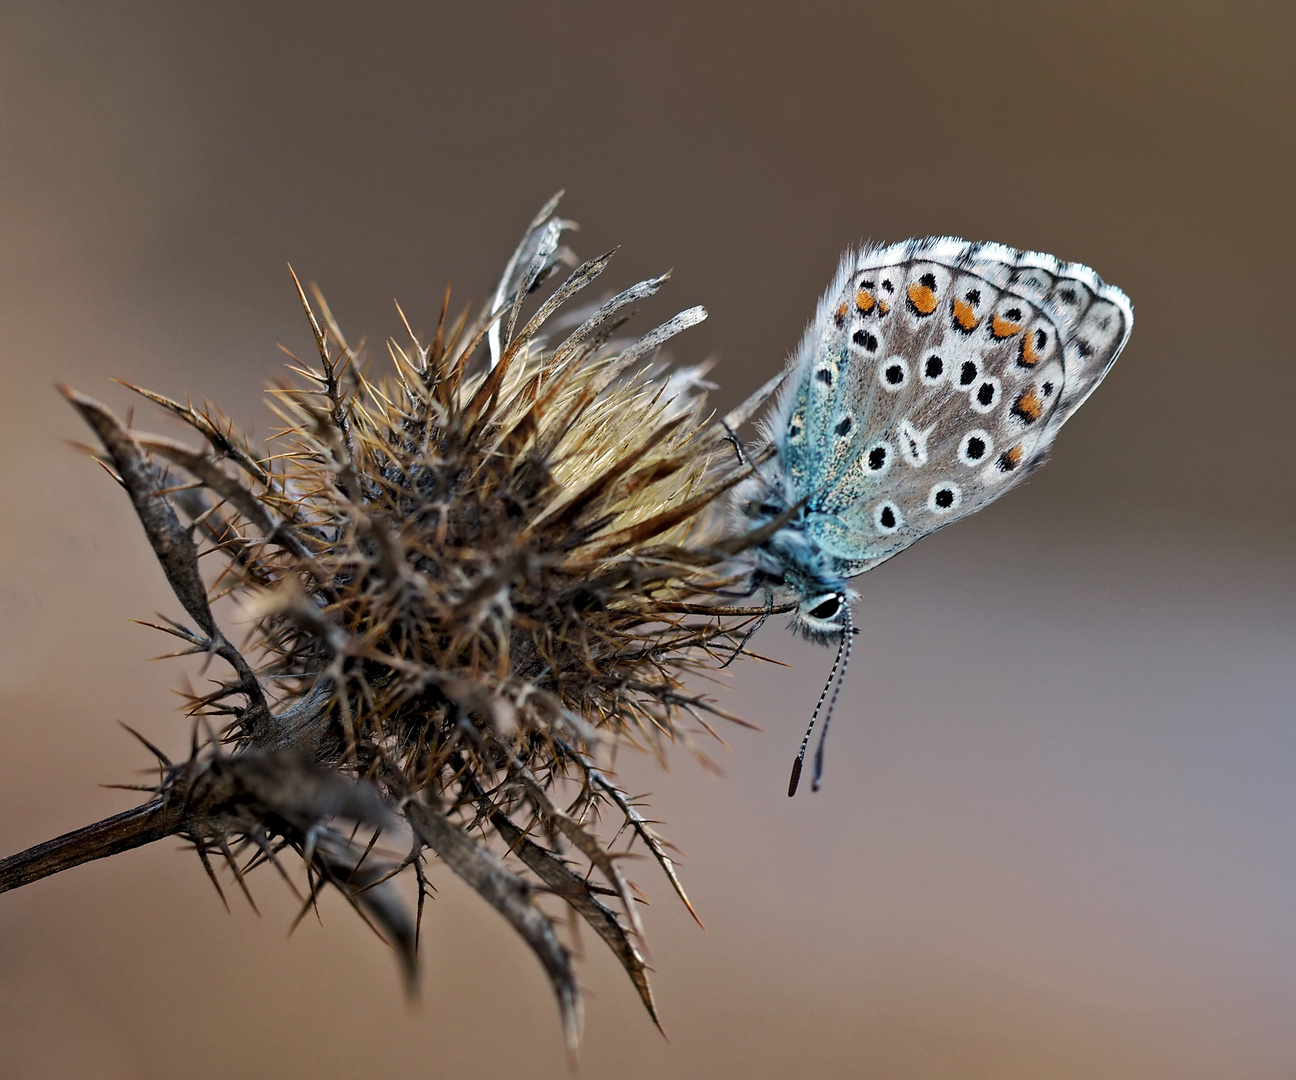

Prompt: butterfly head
[{"left": 734, "top": 473, "right": 854, "bottom": 644}]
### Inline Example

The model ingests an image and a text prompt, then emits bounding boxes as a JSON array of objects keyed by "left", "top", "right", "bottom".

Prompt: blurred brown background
[{"left": 2, "top": 2, "right": 1294, "bottom": 1077}]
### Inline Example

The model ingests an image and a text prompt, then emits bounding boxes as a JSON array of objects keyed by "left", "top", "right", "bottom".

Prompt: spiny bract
[{"left": 0, "top": 195, "right": 784, "bottom": 1056}]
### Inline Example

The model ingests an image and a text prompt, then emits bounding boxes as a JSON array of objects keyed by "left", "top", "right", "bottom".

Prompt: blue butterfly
[{"left": 734, "top": 238, "right": 1133, "bottom": 794}]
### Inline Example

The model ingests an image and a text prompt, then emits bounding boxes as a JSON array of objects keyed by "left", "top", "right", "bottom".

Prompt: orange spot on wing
[
  {"left": 997, "top": 444, "right": 1023, "bottom": 471},
  {"left": 952, "top": 298, "right": 980, "bottom": 331},
  {"left": 907, "top": 283, "right": 938, "bottom": 315},
  {"left": 1012, "top": 387, "right": 1043, "bottom": 423},
  {"left": 1018, "top": 329, "right": 1042, "bottom": 366},
  {"left": 854, "top": 289, "right": 875, "bottom": 313},
  {"left": 878, "top": 299, "right": 889, "bottom": 313},
  {"left": 992, "top": 313, "right": 1024, "bottom": 338},
  {"left": 834, "top": 300, "right": 848, "bottom": 326}
]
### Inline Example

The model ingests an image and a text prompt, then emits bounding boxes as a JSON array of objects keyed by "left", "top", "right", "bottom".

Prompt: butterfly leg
[
  {"left": 719, "top": 589, "right": 773, "bottom": 668},
  {"left": 721, "top": 420, "right": 748, "bottom": 466},
  {"left": 708, "top": 562, "right": 779, "bottom": 600}
]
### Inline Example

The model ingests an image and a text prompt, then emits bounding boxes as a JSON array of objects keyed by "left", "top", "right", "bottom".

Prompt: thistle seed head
[{"left": 4, "top": 196, "right": 785, "bottom": 1057}]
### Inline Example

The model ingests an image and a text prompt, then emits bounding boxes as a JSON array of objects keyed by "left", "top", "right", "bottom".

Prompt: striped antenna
[
  {"left": 788, "top": 600, "right": 852, "bottom": 796},
  {"left": 811, "top": 603, "right": 853, "bottom": 792}
]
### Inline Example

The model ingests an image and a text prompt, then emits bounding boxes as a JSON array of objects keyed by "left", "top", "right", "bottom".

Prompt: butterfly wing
[{"left": 772, "top": 238, "right": 1131, "bottom": 578}]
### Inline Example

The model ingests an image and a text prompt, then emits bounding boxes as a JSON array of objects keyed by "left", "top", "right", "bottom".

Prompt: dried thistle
[{"left": 0, "top": 195, "right": 785, "bottom": 1056}]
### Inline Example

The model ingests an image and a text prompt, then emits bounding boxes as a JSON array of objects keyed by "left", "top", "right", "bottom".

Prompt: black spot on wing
[{"left": 852, "top": 329, "right": 879, "bottom": 352}]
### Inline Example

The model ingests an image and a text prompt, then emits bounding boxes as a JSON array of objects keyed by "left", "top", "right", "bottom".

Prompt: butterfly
[{"left": 733, "top": 238, "right": 1133, "bottom": 795}]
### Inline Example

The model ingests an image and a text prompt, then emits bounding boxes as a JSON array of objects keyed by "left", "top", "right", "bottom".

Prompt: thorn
[
  {"left": 288, "top": 263, "right": 328, "bottom": 362},
  {"left": 118, "top": 721, "right": 173, "bottom": 768},
  {"left": 195, "top": 841, "right": 230, "bottom": 912},
  {"left": 394, "top": 300, "right": 417, "bottom": 346}
]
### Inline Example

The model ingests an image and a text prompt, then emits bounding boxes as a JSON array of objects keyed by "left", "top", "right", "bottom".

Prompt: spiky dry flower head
[{"left": 0, "top": 195, "right": 786, "bottom": 1056}]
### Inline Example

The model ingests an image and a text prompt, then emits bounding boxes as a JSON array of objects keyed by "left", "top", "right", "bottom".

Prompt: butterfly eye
[
  {"left": 873, "top": 501, "right": 903, "bottom": 533},
  {"left": 806, "top": 595, "right": 841, "bottom": 621},
  {"left": 927, "top": 483, "right": 963, "bottom": 513}
]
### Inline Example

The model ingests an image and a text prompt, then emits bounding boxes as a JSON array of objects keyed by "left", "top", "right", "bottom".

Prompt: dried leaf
[{"left": 407, "top": 801, "right": 582, "bottom": 1057}]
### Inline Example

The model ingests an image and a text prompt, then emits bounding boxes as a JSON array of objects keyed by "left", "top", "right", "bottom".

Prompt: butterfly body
[{"left": 738, "top": 237, "right": 1132, "bottom": 644}]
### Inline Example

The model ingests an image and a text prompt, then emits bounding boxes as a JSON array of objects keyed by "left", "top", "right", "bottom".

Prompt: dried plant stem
[{"left": 0, "top": 798, "right": 177, "bottom": 893}]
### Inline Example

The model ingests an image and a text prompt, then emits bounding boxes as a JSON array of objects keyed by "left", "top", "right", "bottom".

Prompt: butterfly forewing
[{"left": 772, "top": 238, "right": 1131, "bottom": 578}]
